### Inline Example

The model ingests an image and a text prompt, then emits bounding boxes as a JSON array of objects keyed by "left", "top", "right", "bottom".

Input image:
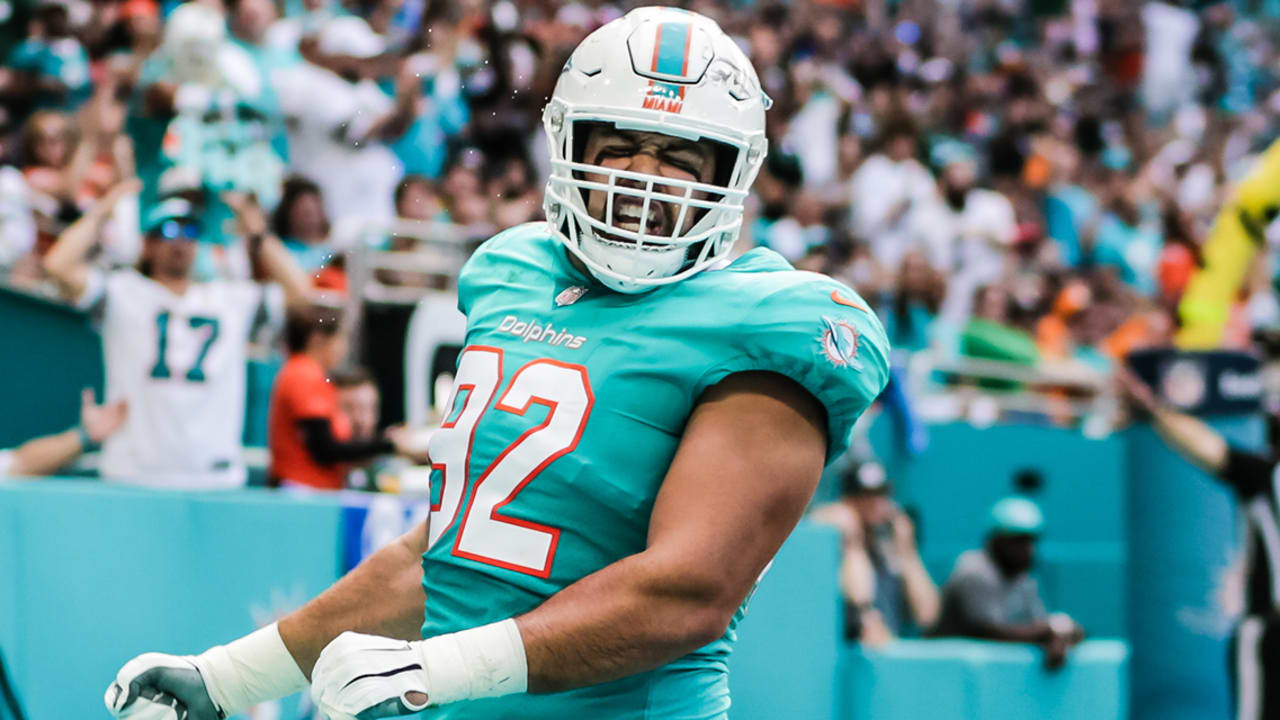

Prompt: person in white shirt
[
  {"left": 906, "top": 154, "right": 1018, "bottom": 329},
  {"left": 0, "top": 389, "right": 127, "bottom": 477},
  {"left": 42, "top": 182, "right": 313, "bottom": 488},
  {"left": 273, "top": 16, "right": 418, "bottom": 228},
  {"left": 850, "top": 120, "right": 938, "bottom": 273}
]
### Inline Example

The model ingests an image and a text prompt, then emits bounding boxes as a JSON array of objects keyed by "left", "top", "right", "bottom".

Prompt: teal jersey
[{"left": 421, "top": 223, "right": 889, "bottom": 719}]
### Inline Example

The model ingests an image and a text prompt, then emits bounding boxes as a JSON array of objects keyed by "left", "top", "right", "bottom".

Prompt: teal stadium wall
[
  {"left": 868, "top": 421, "right": 1128, "bottom": 638},
  {"left": 0, "top": 481, "right": 344, "bottom": 719},
  {"left": 0, "top": 287, "right": 103, "bottom": 448},
  {"left": 0, "top": 481, "right": 1127, "bottom": 719}
]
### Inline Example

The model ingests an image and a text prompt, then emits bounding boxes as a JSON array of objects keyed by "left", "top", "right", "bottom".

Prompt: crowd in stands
[
  {"left": 2, "top": 0, "right": 1278, "bottom": 390},
  {"left": 3, "top": 1, "right": 1280, "bottom": 475}
]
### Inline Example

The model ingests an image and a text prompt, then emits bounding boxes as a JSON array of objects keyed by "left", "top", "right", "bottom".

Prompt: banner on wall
[{"left": 340, "top": 490, "right": 432, "bottom": 573}]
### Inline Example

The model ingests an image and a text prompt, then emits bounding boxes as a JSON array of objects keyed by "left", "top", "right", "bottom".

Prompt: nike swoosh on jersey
[{"left": 830, "top": 290, "right": 870, "bottom": 313}]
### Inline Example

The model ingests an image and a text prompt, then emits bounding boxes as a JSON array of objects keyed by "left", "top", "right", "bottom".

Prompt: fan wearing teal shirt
[
  {"left": 6, "top": 0, "right": 91, "bottom": 111},
  {"left": 105, "top": 9, "right": 891, "bottom": 720}
]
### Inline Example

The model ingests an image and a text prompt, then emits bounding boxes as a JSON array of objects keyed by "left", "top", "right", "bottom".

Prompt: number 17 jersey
[{"left": 422, "top": 223, "right": 889, "bottom": 719}]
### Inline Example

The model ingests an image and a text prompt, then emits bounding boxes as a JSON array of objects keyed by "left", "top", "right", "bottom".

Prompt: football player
[{"left": 105, "top": 8, "right": 890, "bottom": 718}]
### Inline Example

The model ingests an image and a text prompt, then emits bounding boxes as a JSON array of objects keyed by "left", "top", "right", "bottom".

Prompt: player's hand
[
  {"left": 104, "top": 652, "right": 223, "bottom": 720},
  {"left": 310, "top": 632, "right": 431, "bottom": 720},
  {"left": 81, "top": 388, "right": 128, "bottom": 444}
]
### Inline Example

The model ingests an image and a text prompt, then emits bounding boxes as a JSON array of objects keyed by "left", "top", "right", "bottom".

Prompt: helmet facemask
[
  {"left": 541, "top": 7, "right": 770, "bottom": 293},
  {"left": 544, "top": 113, "right": 755, "bottom": 293}
]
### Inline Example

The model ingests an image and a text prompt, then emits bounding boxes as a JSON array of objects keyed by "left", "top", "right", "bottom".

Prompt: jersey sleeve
[{"left": 694, "top": 277, "right": 891, "bottom": 463}]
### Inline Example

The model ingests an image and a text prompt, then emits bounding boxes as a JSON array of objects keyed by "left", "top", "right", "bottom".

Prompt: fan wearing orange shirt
[{"left": 268, "top": 307, "right": 411, "bottom": 489}]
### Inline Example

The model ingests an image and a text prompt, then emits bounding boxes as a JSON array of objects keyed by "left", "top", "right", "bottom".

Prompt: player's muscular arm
[
  {"left": 280, "top": 518, "right": 430, "bottom": 676},
  {"left": 517, "top": 370, "right": 828, "bottom": 692},
  {"left": 308, "top": 372, "right": 830, "bottom": 716}
]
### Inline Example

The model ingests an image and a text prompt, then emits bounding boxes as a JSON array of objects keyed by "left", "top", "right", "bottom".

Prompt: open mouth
[{"left": 610, "top": 197, "right": 670, "bottom": 239}]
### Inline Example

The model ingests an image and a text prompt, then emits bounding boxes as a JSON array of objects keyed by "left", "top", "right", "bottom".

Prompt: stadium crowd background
[
  {"left": 3, "top": 0, "right": 1280, "bottom": 702},
  {"left": 6, "top": 0, "right": 1280, "bottom": 420}
]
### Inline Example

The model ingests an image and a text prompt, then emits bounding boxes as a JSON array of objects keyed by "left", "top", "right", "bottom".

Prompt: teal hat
[
  {"left": 144, "top": 198, "right": 201, "bottom": 240},
  {"left": 989, "top": 497, "right": 1044, "bottom": 536}
]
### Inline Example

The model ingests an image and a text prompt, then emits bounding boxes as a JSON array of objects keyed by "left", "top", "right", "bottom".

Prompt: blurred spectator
[
  {"left": 273, "top": 15, "right": 417, "bottom": 226},
  {"left": 811, "top": 461, "right": 940, "bottom": 645},
  {"left": 335, "top": 365, "right": 380, "bottom": 443},
  {"left": 20, "top": 110, "right": 78, "bottom": 205},
  {"left": 21, "top": 91, "right": 139, "bottom": 261},
  {"left": 910, "top": 153, "right": 1018, "bottom": 328},
  {"left": 269, "top": 306, "right": 418, "bottom": 489},
  {"left": 334, "top": 365, "right": 386, "bottom": 489},
  {"left": 0, "top": 389, "right": 126, "bottom": 477},
  {"left": 750, "top": 150, "right": 806, "bottom": 259},
  {"left": 0, "top": 122, "right": 38, "bottom": 279},
  {"left": 814, "top": 133, "right": 863, "bottom": 220},
  {"left": 226, "top": 0, "right": 298, "bottom": 159},
  {"left": 933, "top": 496, "right": 1084, "bottom": 669},
  {"left": 85, "top": 0, "right": 162, "bottom": 88},
  {"left": 960, "top": 284, "right": 1040, "bottom": 369},
  {"left": 850, "top": 119, "right": 936, "bottom": 275},
  {"left": 5, "top": 0, "right": 92, "bottom": 112},
  {"left": 395, "top": 174, "right": 444, "bottom": 223},
  {"left": 487, "top": 152, "right": 541, "bottom": 229},
  {"left": 378, "top": 174, "right": 450, "bottom": 288},
  {"left": 439, "top": 146, "right": 495, "bottom": 233},
  {"left": 392, "top": 18, "right": 471, "bottom": 179},
  {"left": 880, "top": 251, "right": 945, "bottom": 353},
  {"left": 133, "top": 2, "right": 286, "bottom": 217},
  {"left": 1093, "top": 171, "right": 1163, "bottom": 297},
  {"left": 266, "top": 0, "right": 333, "bottom": 54},
  {"left": 272, "top": 175, "right": 334, "bottom": 275},
  {"left": 41, "top": 187, "right": 313, "bottom": 487}
]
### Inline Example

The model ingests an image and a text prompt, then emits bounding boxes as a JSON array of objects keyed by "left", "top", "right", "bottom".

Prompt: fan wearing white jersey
[{"left": 43, "top": 183, "right": 313, "bottom": 488}]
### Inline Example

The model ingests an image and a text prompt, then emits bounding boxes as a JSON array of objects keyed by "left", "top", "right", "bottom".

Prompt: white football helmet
[{"left": 542, "top": 7, "right": 770, "bottom": 293}]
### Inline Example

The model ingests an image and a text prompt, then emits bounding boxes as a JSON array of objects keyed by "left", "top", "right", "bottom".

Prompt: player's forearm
[
  {"left": 10, "top": 429, "right": 83, "bottom": 476},
  {"left": 516, "top": 550, "right": 739, "bottom": 694},
  {"left": 1150, "top": 404, "right": 1228, "bottom": 474},
  {"left": 279, "top": 530, "right": 427, "bottom": 677}
]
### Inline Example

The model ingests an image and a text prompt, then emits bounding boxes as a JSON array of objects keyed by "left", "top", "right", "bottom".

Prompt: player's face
[{"left": 581, "top": 126, "right": 717, "bottom": 240}]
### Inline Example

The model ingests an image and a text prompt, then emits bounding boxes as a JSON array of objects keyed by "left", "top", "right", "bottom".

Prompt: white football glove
[
  {"left": 310, "top": 632, "right": 431, "bottom": 720},
  {"left": 104, "top": 652, "right": 224, "bottom": 720}
]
